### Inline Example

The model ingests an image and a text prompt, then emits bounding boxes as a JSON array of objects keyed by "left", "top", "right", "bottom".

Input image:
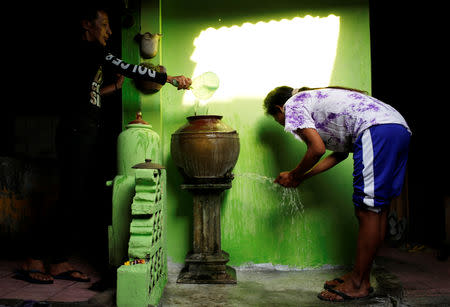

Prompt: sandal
[
  {"left": 318, "top": 288, "right": 370, "bottom": 302},
  {"left": 324, "top": 278, "right": 374, "bottom": 293},
  {"left": 14, "top": 269, "right": 53, "bottom": 284},
  {"left": 53, "top": 270, "right": 90, "bottom": 282}
]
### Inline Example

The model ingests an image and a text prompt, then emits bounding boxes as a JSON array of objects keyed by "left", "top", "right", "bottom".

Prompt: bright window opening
[{"left": 183, "top": 15, "right": 341, "bottom": 105}]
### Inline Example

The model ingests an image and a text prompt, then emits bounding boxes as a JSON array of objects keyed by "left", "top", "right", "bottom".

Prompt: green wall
[{"left": 131, "top": 0, "right": 371, "bottom": 268}]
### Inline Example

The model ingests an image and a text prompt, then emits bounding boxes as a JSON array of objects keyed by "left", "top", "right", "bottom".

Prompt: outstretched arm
[
  {"left": 104, "top": 53, "right": 191, "bottom": 89},
  {"left": 104, "top": 53, "right": 167, "bottom": 84},
  {"left": 300, "top": 151, "right": 349, "bottom": 181},
  {"left": 275, "top": 128, "right": 348, "bottom": 187}
]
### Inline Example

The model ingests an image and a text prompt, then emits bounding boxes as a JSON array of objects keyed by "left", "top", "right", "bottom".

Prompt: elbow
[{"left": 311, "top": 144, "right": 326, "bottom": 157}]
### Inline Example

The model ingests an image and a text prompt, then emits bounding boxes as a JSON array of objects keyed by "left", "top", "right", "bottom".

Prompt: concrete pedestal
[{"left": 177, "top": 183, "right": 237, "bottom": 284}]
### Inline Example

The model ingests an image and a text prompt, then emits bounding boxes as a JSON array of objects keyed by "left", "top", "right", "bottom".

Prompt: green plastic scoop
[
  {"left": 190, "top": 71, "right": 220, "bottom": 100},
  {"left": 171, "top": 71, "right": 219, "bottom": 101}
]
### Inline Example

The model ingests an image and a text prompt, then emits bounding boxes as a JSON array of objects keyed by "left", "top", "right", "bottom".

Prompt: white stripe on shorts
[{"left": 361, "top": 129, "right": 375, "bottom": 208}]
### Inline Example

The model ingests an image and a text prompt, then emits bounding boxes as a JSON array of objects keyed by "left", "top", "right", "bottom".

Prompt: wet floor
[{"left": 161, "top": 262, "right": 392, "bottom": 306}]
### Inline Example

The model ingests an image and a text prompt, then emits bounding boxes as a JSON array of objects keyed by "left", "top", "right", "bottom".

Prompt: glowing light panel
[{"left": 183, "top": 15, "right": 340, "bottom": 105}]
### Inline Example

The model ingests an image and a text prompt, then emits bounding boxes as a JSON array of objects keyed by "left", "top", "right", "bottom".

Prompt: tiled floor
[{"left": 0, "top": 257, "right": 102, "bottom": 304}]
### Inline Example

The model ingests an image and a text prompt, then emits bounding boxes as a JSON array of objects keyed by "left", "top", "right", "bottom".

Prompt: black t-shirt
[{"left": 64, "top": 40, "right": 167, "bottom": 127}]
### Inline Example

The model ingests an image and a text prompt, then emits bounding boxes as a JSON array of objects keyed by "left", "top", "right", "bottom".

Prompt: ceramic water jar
[
  {"left": 170, "top": 115, "right": 240, "bottom": 183},
  {"left": 117, "top": 113, "right": 161, "bottom": 175}
]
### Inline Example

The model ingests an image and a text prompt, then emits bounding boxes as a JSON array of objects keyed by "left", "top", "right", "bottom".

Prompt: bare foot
[
  {"left": 49, "top": 261, "right": 90, "bottom": 281},
  {"left": 324, "top": 272, "right": 352, "bottom": 288},
  {"left": 21, "top": 258, "right": 53, "bottom": 283},
  {"left": 324, "top": 272, "right": 371, "bottom": 290},
  {"left": 319, "top": 278, "right": 371, "bottom": 301}
]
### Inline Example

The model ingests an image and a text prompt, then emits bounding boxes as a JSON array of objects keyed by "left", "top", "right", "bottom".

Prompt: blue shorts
[{"left": 353, "top": 124, "right": 410, "bottom": 213}]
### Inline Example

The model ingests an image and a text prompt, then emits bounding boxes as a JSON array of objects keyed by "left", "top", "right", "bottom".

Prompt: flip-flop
[
  {"left": 323, "top": 277, "right": 344, "bottom": 290},
  {"left": 53, "top": 270, "right": 91, "bottom": 282},
  {"left": 317, "top": 288, "right": 370, "bottom": 302},
  {"left": 324, "top": 278, "right": 374, "bottom": 293},
  {"left": 13, "top": 269, "right": 54, "bottom": 284}
]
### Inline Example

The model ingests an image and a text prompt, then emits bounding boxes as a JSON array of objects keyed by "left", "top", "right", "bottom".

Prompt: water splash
[
  {"left": 234, "top": 172, "right": 304, "bottom": 215},
  {"left": 193, "top": 100, "right": 209, "bottom": 116}
]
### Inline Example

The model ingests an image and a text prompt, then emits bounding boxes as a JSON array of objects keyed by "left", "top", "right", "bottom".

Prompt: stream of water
[
  {"left": 234, "top": 172, "right": 304, "bottom": 215},
  {"left": 193, "top": 100, "right": 209, "bottom": 116}
]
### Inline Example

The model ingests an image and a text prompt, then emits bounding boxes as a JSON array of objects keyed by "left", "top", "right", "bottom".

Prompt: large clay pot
[{"left": 171, "top": 115, "right": 240, "bottom": 183}]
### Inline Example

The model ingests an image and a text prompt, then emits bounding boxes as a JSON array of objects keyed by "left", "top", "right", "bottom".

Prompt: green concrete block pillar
[
  {"left": 121, "top": 6, "right": 141, "bottom": 129},
  {"left": 117, "top": 263, "right": 151, "bottom": 307},
  {"left": 116, "top": 251, "right": 166, "bottom": 307},
  {"left": 116, "top": 162, "right": 167, "bottom": 307}
]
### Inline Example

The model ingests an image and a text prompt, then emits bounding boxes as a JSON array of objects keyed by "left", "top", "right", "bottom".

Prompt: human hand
[
  {"left": 274, "top": 171, "right": 302, "bottom": 188},
  {"left": 100, "top": 74, "right": 125, "bottom": 96},
  {"left": 115, "top": 74, "right": 125, "bottom": 90},
  {"left": 167, "top": 75, "right": 192, "bottom": 90}
]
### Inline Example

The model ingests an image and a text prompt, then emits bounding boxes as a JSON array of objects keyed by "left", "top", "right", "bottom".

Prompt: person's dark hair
[
  {"left": 77, "top": 1, "right": 111, "bottom": 31},
  {"left": 77, "top": 0, "right": 112, "bottom": 19},
  {"left": 79, "top": 7, "right": 103, "bottom": 23},
  {"left": 263, "top": 85, "right": 368, "bottom": 116},
  {"left": 263, "top": 86, "right": 293, "bottom": 116}
]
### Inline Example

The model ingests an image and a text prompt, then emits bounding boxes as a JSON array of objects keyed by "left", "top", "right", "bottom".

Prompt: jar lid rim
[{"left": 187, "top": 115, "right": 223, "bottom": 120}]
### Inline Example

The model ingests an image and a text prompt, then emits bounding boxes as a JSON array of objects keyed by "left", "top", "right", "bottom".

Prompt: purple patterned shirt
[{"left": 284, "top": 89, "right": 411, "bottom": 152}]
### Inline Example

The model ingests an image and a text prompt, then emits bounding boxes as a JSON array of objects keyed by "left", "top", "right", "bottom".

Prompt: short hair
[
  {"left": 263, "top": 86, "right": 293, "bottom": 116},
  {"left": 77, "top": 0, "right": 110, "bottom": 22}
]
